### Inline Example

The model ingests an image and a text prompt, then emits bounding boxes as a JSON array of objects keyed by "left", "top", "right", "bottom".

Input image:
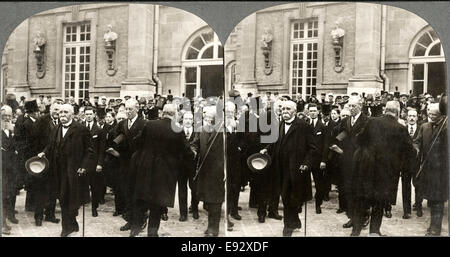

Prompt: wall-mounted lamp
[
  {"left": 33, "top": 31, "right": 46, "bottom": 78},
  {"left": 104, "top": 25, "right": 118, "bottom": 76},
  {"left": 331, "top": 21, "right": 345, "bottom": 73},
  {"left": 261, "top": 27, "right": 273, "bottom": 76}
]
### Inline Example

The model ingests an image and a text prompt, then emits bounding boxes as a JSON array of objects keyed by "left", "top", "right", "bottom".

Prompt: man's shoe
[
  {"left": 120, "top": 222, "right": 131, "bottom": 231},
  {"left": 228, "top": 219, "right": 234, "bottom": 227},
  {"left": 350, "top": 231, "right": 360, "bottom": 237},
  {"left": 282, "top": 228, "right": 293, "bottom": 237},
  {"left": 3, "top": 223, "right": 12, "bottom": 231},
  {"left": 44, "top": 216, "right": 60, "bottom": 224},
  {"left": 336, "top": 208, "right": 345, "bottom": 214},
  {"left": 35, "top": 219, "right": 42, "bottom": 227},
  {"left": 205, "top": 231, "right": 218, "bottom": 237},
  {"left": 129, "top": 229, "right": 141, "bottom": 237},
  {"left": 2, "top": 227, "right": 11, "bottom": 235},
  {"left": 179, "top": 215, "right": 187, "bottom": 222},
  {"left": 416, "top": 208, "right": 423, "bottom": 217},
  {"left": 161, "top": 213, "right": 169, "bottom": 221},
  {"left": 315, "top": 206, "right": 322, "bottom": 214},
  {"left": 113, "top": 210, "right": 123, "bottom": 217},
  {"left": 230, "top": 213, "right": 242, "bottom": 220},
  {"left": 192, "top": 212, "right": 199, "bottom": 220},
  {"left": 7, "top": 216, "right": 19, "bottom": 224},
  {"left": 384, "top": 210, "right": 392, "bottom": 218},
  {"left": 258, "top": 216, "right": 265, "bottom": 223},
  {"left": 402, "top": 213, "right": 411, "bottom": 219},
  {"left": 92, "top": 209, "right": 98, "bottom": 217},
  {"left": 323, "top": 194, "right": 330, "bottom": 201},
  {"left": 268, "top": 212, "right": 283, "bottom": 220},
  {"left": 343, "top": 220, "right": 353, "bottom": 228},
  {"left": 188, "top": 206, "right": 193, "bottom": 213}
]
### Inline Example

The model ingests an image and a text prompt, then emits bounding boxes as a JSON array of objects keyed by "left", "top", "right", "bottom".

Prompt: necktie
[
  {"left": 409, "top": 125, "right": 414, "bottom": 137},
  {"left": 351, "top": 117, "right": 355, "bottom": 127},
  {"left": 128, "top": 120, "right": 132, "bottom": 129},
  {"left": 186, "top": 129, "right": 191, "bottom": 139}
]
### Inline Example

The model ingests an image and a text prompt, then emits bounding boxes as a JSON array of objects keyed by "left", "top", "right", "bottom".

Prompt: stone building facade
[
  {"left": 1, "top": 3, "right": 224, "bottom": 103},
  {"left": 225, "top": 2, "right": 446, "bottom": 99}
]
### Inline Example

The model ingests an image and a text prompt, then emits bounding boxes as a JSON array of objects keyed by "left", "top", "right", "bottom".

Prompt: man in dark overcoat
[
  {"left": 39, "top": 103, "right": 94, "bottom": 237},
  {"left": 130, "top": 104, "right": 193, "bottom": 237},
  {"left": 33, "top": 101, "right": 61, "bottom": 224},
  {"left": 83, "top": 106, "right": 106, "bottom": 217},
  {"left": 413, "top": 103, "right": 448, "bottom": 236},
  {"left": 261, "top": 100, "right": 317, "bottom": 237},
  {"left": 196, "top": 106, "right": 225, "bottom": 237},
  {"left": 350, "top": 101, "right": 415, "bottom": 236},
  {"left": 114, "top": 99, "right": 147, "bottom": 231},
  {"left": 334, "top": 96, "right": 369, "bottom": 229}
]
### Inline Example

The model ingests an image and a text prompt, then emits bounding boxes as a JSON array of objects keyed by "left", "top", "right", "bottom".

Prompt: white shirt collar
[
  {"left": 62, "top": 119, "right": 73, "bottom": 128},
  {"left": 29, "top": 116, "right": 36, "bottom": 122},
  {"left": 129, "top": 115, "right": 137, "bottom": 124},
  {"left": 285, "top": 116, "right": 295, "bottom": 124},
  {"left": 352, "top": 112, "right": 361, "bottom": 122}
]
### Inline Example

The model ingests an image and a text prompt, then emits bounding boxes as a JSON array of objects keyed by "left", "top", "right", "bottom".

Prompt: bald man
[
  {"left": 39, "top": 104, "right": 94, "bottom": 237},
  {"left": 261, "top": 100, "right": 317, "bottom": 236}
]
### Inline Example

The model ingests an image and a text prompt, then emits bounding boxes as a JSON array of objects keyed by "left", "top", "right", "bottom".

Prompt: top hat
[
  {"left": 247, "top": 153, "right": 271, "bottom": 173},
  {"left": 24, "top": 100, "right": 39, "bottom": 113},
  {"left": 25, "top": 156, "right": 49, "bottom": 178},
  {"left": 321, "top": 104, "right": 332, "bottom": 116}
]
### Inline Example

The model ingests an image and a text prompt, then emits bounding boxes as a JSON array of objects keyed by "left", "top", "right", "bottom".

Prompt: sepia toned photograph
[{"left": 0, "top": 1, "right": 449, "bottom": 239}]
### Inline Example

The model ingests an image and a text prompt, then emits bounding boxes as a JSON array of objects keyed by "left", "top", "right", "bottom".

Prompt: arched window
[
  {"left": 182, "top": 27, "right": 223, "bottom": 98},
  {"left": 409, "top": 27, "right": 446, "bottom": 97}
]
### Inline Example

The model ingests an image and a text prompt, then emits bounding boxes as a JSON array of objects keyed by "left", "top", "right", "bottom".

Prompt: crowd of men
[{"left": 1, "top": 88, "right": 448, "bottom": 237}]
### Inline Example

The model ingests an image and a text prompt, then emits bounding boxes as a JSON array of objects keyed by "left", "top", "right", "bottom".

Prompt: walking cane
[{"left": 304, "top": 201, "right": 307, "bottom": 237}]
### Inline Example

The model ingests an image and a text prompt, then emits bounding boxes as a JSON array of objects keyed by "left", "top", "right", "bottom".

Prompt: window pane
[
  {"left": 185, "top": 67, "right": 197, "bottom": 83},
  {"left": 191, "top": 36, "right": 205, "bottom": 51},
  {"left": 186, "top": 47, "right": 198, "bottom": 60},
  {"left": 80, "top": 34, "right": 85, "bottom": 41},
  {"left": 294, "top": 23, "right": 299, "bottom": 30},
  {"left": 413, "top": 81, "right": 424, "bottom": 95},
  {"left": 418, "top": 33, "right": 432, "bottom": 47},
  {"left": 413, "top": 64, "right": 424, "bottom": 80},
  {"left": 202, "top": 31, "right": 214, "bottom": 44},
  {"left": 66, "top": 35, "right": 71, "bottom": 42},
  {"left": 72, "top": 35, "right": 76, "bottom": 41},
  {"left": 218, "top": 45, "right": 224, "bottom": 58},
  {"left": 429, "top": 30, "right": 439, "bottom": 41},
  {"left": 86, "top": 34, "right": 90, "bottom": 41},
  {"left": 429, "top": 43, "right": 441, "bottom": 56}
]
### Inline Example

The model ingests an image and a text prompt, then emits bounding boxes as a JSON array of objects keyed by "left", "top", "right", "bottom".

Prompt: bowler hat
[
  {"left": 247, "top": 153, "right": 271, "bottom": 173},
  {"left": 25, "top": 156, "right": 49, "bottom": 178}
]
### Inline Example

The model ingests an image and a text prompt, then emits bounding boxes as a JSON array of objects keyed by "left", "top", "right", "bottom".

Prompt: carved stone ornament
[
  {"left": 331, "top": 21, "right": 345, "bottom": 73},
  {"left": 261, "top": 27, "right": 273, "bottom": 75},
  {"left": 33, "top": 31, "right": 46, "bottom": 78},
  {"left": 104, "top": 25, "right": 118, "bottom": 76}
]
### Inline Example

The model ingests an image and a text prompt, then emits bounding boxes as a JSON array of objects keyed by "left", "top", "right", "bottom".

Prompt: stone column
[
  {"left": 6, "top": 19, "right": 31, "bottom": 98},
  {"left": 235, "top": 13, "right": 258, "bottom": 96},
  {"left": 347, "top": 3, "right": 383, "bottom": 95},
  {"left": 121, "top": 4, "right": 156, "bottom": 98}
]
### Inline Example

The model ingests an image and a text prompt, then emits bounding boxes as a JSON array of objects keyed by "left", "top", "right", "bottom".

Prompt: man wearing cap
[
  {"left": 114, "top": 98, "right": 147, "bottom": 232},
  {"left": 2, "top": 105, "right": 19, "bottom": 235},
  {"left": 130, "top": 104, "right": 193, "bottom": 237},
  {"left": 350, "top": 101, "right": 415, "bottom": 236},
  {"left": 413, "top": 103, "right": 448, "bottom": 236},
  {"left": 260, "top": 100, "right": 317, "bottom": 236},
  {"left": 38, "top": 104, "right": 95, "bottom": 237},
  {"left": 33, "top": 101, "right": 62, "bottom": 224},
  {"left": 83, "top": 106, "right": 106, "bottom": 217}
]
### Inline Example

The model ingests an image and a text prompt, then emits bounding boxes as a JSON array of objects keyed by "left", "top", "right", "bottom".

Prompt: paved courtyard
[
  {"left": 228, "top": 182, "right": 449, "bottom": 237},
  {"left": 3, "top": 187, "right": 225, "bottom": 237}
]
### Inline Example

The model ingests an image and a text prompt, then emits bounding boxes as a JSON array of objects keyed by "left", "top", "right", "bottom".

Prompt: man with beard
[
  {"left": 115, "top": 99, "right": 147, "bottom": 232},
  {"left": 260, "top": 100, "right": 317, "bottom": 237},
  {"left": 130, "top": 104, "right": 193, "bottom": 237},
  {"left": 413, "top": 103, "right": 448, "bottom": 236},
  {"left": 38, "top": 104, "right": 94, "bottom": 237},
  {"left": 350, "top": 101, "right": 415, "bottom": 236},
  {"left": 33, "top": 102, "right": 62, "bottom": 224},
  {"left": 196, "top": 107, "right": 225, "bottom": 237}
]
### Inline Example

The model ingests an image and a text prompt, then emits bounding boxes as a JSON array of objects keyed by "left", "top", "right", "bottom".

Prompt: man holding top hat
[
  {"left": 260, "top": 100, "right": 317, "bottom": 237},
  {"left": 38, "top": 104, "right": 95, "bottom": 237}
]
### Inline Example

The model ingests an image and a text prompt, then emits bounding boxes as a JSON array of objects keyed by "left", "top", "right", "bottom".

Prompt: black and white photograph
[{"left": 0, "top": 1, "right": 449, "bottom": 239}]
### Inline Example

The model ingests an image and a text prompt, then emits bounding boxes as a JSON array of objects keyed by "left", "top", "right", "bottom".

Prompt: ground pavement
[
  {"left": 3, "top": 187, "right": 225, "bottom": 237},
  {"left": 227, "top": 182, "right": 449, "bottom": 237}
]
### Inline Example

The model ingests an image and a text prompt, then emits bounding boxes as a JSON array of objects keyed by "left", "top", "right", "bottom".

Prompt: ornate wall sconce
[
  {"left": 104, "top": 25, "right": 118, "bottom": 76},
  {"left": 33, "top": 32, "right": 46, "bottom": 78},
  {"left": 261, "top": 27, "right": 273, "bottom": 75},
  {"left": 331, "top": 21, "right": 345, "bottom": 73}
]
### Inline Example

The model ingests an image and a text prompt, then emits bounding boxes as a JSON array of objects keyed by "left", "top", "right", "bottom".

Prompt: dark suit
[
  {"left": 226, "top": 127, "right": 244, "bottom": 217},
  {"left": 84, "top": 121, "right": 106, "bottom": 211},
  {"left": 196, "top": 124, "right": 225, "bottom": 236},
  {"left": 115, "top": 116, "right": 147, "bottom": 221},
  {"left": 266, "top": 117, "right": 317, "bottom": 233},
  {"left": 309, "top": 118, "right": 329, "bottom": 209},
  {"left": 44, "top": 120, "right": 95, "bottom": 235},
  {"left": 336, "top": 113, "right": 369, "bottom": 221},
  {"left": 177, "top": 127, "right": 199, "bottom": 217},
  {"left": 351, "top": 115, "right": 415, "bottom": 235},
  {"left": 131, "top": 118, "right": 193, "bottom": 235},
  {"left": 2, "top": 129, "right": 18, "bottom": 224},
  {"left": 414, "top": 118, "right": 448, "bottom": 235}
]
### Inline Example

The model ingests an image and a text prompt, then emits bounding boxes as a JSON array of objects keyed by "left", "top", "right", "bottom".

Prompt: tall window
[
  {"left": 290, "top": 20, "right": 318, "bottom": 99},
  {"left": 182, "top": 28, "right": 223, "bottom": 98},
  {"left": 62, "top": 23, "right": 91, "bottom": 103},
  {"left": 409, "top": 27, "right": 446, "bottom": 97}
]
